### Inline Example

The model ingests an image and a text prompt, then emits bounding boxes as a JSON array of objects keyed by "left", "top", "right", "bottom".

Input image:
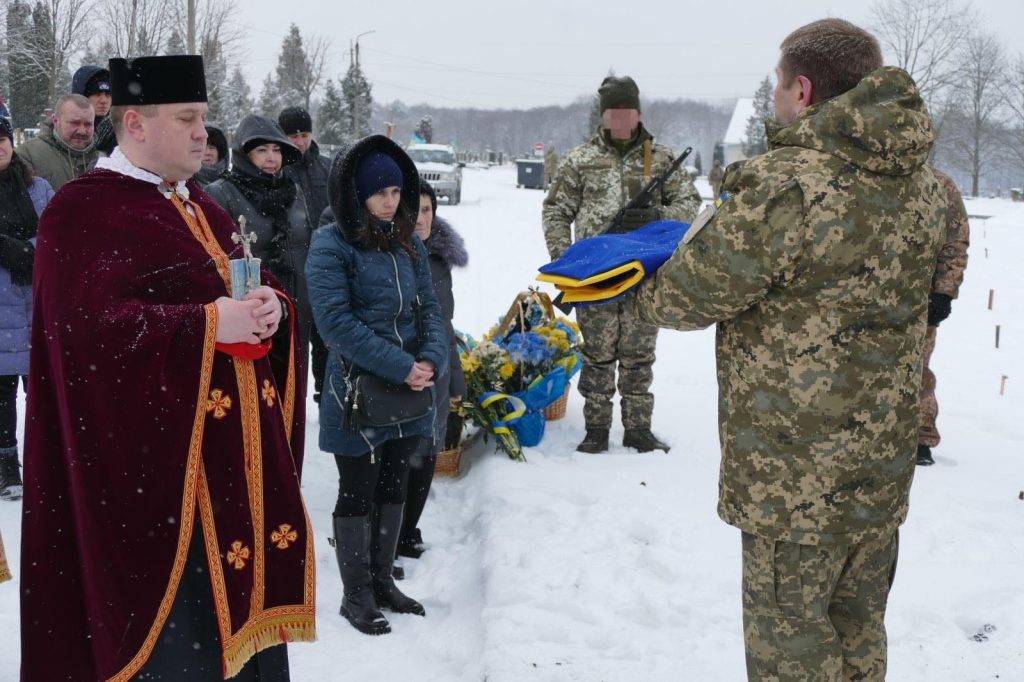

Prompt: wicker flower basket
[
  {"left": 544, "top": 389, "right": 570, "bottom": 421},
  {"left": 435, "top": 446, "right": 463, "bottom": 478}
]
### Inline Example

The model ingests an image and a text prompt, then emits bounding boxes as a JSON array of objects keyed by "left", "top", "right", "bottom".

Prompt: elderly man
[
  {"left": 21, "top": 55, "right": 314, "bottom": 681},
  {"left": 16, "top": 94, "right": 99, "bottom": 190}
]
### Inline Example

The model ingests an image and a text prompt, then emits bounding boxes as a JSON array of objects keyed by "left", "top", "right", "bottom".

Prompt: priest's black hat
[{"left": 108, "top": 55, "right": 207, "bottom": 106}]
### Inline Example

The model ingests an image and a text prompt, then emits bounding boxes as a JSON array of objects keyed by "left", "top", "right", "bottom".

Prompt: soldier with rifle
[{"left": 542, "top": 76, "right": 701, "bottom": 454}]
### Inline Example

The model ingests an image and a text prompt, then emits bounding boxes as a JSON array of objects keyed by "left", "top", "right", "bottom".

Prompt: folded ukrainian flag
[{"left": 537, "top": 220, "right": 691, "bottom": 305}]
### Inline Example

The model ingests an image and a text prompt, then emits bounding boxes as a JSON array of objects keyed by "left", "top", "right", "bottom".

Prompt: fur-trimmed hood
[
  {"left": 425, "top": 215, "right": 468, "bottom": 269},
  {"left": 327, "top": 134, "right": 420, "bottom": 243}
]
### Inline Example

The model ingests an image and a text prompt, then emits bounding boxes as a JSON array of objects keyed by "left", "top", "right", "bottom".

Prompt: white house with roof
[{"left": 722, "top": 97, "right": 756, "bottom": 166}]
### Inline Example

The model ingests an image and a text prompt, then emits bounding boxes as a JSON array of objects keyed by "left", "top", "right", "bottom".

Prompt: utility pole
[
  {"left": 187, "top": 0, "right": 197, "bottom": 53},
  {"left": 351, "top": 30, "right": 375, "bottom": 138}
]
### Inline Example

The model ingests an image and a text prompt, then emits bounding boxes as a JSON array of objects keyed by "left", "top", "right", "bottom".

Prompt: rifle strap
[{"left": 642, "top": 139, "right": 653, "bottom": 183}]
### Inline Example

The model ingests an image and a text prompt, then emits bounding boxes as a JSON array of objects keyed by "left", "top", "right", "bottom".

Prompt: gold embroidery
[
  {"left": 108, "top": 303, "right": 218, "bottom": 682},
  {"left": 226, "top": 541, "right": 251, "bottom": 570},
  {"left": 270, "top": 524, "right": 298, "bottom": 550},
  {"left": 262, "top": 379, "right": 277, "bottom": 408},
  {"left": 206, "top": 389, "right": 233, "bottom": 419}
]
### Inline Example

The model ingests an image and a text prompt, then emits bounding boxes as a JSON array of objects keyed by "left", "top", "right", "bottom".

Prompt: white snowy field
[{"left": 1, "top": 166, "right": 1022, "bottom": 681}]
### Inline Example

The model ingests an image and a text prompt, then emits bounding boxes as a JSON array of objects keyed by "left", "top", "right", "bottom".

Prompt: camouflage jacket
[
  {"left": 542, "top": 124, "right": 701, "bottom": 259},
  {"left": 930, "top": 169, "right": 970, "bottom": 298},
  {"left": 633, "top": 67, "right": 946, "bottom": 545}
]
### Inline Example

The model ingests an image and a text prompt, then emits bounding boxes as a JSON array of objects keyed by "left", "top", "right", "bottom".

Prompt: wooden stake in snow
[
  {"left": 999, "top": 375, "right": 1008, "bottom": 396},
  {"left": 988, "top": 289, "right": 994, "bottom": 310},
  {"left": 995, "top": 325, "right": 1001, "bottom": 349}
]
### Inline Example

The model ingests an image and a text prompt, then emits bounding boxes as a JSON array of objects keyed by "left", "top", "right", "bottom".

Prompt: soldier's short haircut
[
  {"left": 779, "top": 19, "right": 883, "bottom": 104},
  {"left": 54, "top": 94, "right": 93, "bottom": 117},
  {"left": 109, "top": 104, "right": 160, "bottom": 139}
]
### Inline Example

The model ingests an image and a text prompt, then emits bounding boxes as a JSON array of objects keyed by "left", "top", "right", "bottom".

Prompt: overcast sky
[{"left": 237, "top": 0, "right": 1024, "bottom": 109}]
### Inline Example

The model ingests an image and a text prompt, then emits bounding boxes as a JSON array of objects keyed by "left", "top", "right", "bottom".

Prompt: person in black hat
[
  {"left": 195, "top": 122, "right": 229, "bottom": 187},
  {"left": 278, "top": 106, "right": 331, "bottom": 403},
  {"left": 21, "top": 55, "right": 314, "bottom": 681},
  {"left": 72, "top": 65, "right": 116, "bottom": 154}
]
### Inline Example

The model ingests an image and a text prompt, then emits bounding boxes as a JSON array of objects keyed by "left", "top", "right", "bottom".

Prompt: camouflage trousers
[
  {"left": 576, "top": 295, "right": 658, "bottom": 430},
  {"left": 918, "top": 325, "right": 940, "bottom": 448},
  {"left": 742, "top": 531, "right": 899, "bottom": 681}
]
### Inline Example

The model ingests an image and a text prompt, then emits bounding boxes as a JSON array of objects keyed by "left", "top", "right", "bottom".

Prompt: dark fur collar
[{"left": 425, "top": 216, "right": 468, "bottom": 269}]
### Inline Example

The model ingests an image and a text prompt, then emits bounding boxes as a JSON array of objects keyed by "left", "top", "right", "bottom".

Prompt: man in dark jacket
[
  {"left": 279, "top": 106, "right": 331, "bottom": 401},
  {"left": 71, "top": 65, "right": 116, "bottom": 155}
]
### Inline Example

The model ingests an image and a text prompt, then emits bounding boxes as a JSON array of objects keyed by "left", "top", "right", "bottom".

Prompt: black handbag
[
  {"left": 345, "top": 373, "right": 434, "bottom": 429},
  {"left": 340, "top": 296, "right": 433, "bottom": 430}
]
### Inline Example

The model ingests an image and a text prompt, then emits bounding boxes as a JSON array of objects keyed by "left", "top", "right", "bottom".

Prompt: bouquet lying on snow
[{"left": 458, "top": 292, "right": 583, "bottom": 461}]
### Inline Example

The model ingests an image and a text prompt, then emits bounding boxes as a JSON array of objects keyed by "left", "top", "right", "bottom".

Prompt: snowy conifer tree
[
  {"left": 340, "top": 59, "right": 373, "bottom": 139},
  {"left": 743, "top": 76, "right": 774, "bottom": 157},
  {"left": 317, "top": 79, "right": 347, "bottom": 146}
]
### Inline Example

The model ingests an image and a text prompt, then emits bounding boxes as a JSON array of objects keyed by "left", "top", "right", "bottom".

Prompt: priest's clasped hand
[
  {"left": 214, "top": 286, "right": 282, "bottom": 344},
  {"left": 245, "top": 286, "right": 283, "bottom": 339}
]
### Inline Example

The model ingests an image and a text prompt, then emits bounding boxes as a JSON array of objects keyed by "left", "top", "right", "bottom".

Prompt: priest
[{"left": 21, "top": 55, "right": 315, "bottom": 681}]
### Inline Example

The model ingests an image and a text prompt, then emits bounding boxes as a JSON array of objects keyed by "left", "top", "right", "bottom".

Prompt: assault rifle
[{"left": 552, "top": 146, "right": 693, "bottom": 313}]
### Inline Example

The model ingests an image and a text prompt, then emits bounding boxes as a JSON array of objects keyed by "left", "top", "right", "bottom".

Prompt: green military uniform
[
  {"left": 543, "top": 122, "right": 700, "bottom": 434},
  {"left": 543, "top": 145, "right": 559, "bottom": 189},
  {"left": 919, "top": 169, "right": 969, "bottom": 451},
  {"left": 633, "top": 67, "right": 945, "bottom": 679},
  {"left": 709, "top": 160, "right": 725, "bottom": 199}
]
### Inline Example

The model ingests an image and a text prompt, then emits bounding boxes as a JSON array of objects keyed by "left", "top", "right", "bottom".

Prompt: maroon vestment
[{"left": 21, "top": 169, "right": 315, "bottom": 681}]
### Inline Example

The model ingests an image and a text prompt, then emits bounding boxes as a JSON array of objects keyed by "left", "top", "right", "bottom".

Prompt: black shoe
[
  {"left": 576, "top": 429, "right": 610, "bottom": 454},
  {"left": 332, "top": 515, "right": 391, "bottom": 635},
  {"left": 392, "top": 563, "right": 405, "bottom": 581},
  {"left": 623, "top": 428, "right": 670, "bottom": 453},
  {"left": 371, "top": 504, "right": 426, "bottom": 616},
  {"left": 398, "top": 528, "right": 425, "bottom": 559},
  {"left": 916, "top": 444, "right": 935, "bottom": 466},
  {"left": 0, "top": 451, "right": 23, "bottom": 501}
]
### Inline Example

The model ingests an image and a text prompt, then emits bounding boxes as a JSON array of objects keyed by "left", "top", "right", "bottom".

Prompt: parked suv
[{"left": 408, "top": 143, "right": 463, "bottom": 205}]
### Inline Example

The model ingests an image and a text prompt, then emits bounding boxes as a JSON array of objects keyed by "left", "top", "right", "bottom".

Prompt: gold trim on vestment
[{"left": 107, "top": 303, "right": 219, "bottom": 682}]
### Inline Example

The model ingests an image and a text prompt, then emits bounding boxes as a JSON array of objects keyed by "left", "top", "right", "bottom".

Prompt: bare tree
[
  {"left": 948, "top": 32, "right": 1006, "bottom": 196},
  {"left": 96, "top": 0, "right": 172, "bottom": 56},
  {"left": 166, "top": 0, "right": 243, "bottom": 58},
  {"left": 869, "top": 0, "right": 973, "bottom": 105},
  {"left": 2, "top": 0, "right": 96, "bottom": 103},
  {"left": 1000, "top": 55, "right": 1024, "bottom": 183}
]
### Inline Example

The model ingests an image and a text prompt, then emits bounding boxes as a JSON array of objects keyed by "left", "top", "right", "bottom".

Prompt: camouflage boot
[
  {"left": 623, "top": 428, "right": 670, "bottom": 453},
  {"left": 576, "top": 429, "right": 609, "bottom": 454}
]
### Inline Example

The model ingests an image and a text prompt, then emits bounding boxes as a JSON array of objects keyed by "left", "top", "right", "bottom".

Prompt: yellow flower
[
  {"left": 499, "top": 361, "right": 515, "bottom": 379},
  {"left": 460, "top": 354, "right": 480, "bottom": 373}
]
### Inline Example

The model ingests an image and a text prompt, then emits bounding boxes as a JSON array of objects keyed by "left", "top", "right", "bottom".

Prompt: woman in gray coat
[{"left": 205, "top": 115, "right": 312, "bottom": 408}]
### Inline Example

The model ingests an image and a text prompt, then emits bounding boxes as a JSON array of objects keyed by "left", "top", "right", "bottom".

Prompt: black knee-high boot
[
  {"left": 371, "top": 503, "right": 425, "bottom": 616},
  {"left": 333, "top": 515, "right": 391, "bottom": 635}
]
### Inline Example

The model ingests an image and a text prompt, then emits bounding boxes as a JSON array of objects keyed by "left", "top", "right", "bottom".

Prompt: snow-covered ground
[{"left": 1, "top": 166, "right": 1022, "bottom": 680}]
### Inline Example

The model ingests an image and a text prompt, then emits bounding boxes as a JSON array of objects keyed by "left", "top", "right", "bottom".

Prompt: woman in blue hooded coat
[
  {"left": 0, "top": 118, "right": 53, "bottom": 501},
  {"left": 306, "top": 135, "right": 448, "bottom": 636}
]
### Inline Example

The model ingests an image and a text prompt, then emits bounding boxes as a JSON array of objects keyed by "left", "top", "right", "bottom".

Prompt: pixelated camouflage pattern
[
  {"left": 633, "top": 67, "right": 945, "bottom": 545},
  {"left": 918, "top": 325, "right": 940, "bottom": 448},
  {"left": 930, "top": 169, "right": 970, "bottom": 299},
  {"left": 576, "top": 295, "right": 658, "bottom": 430},
  {"left": 742, "top": 531, "right": 898, "bottom": 680},
  {"left": 709, "top": 161, "right": 725, "bottom": 198},
  {"left": 541, "top": 124, "right": 701, "bottom": 260}
]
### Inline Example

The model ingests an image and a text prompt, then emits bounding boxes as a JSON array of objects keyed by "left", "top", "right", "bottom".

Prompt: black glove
[
  {"left": 927, "top": 293, "right": 952, "bottom": 327},
  {"left": 0, "top": 235, "right": 35, "bottom": 286},
  {"left": 618, "top": 206, "right": 662, "bottom": 232}
]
